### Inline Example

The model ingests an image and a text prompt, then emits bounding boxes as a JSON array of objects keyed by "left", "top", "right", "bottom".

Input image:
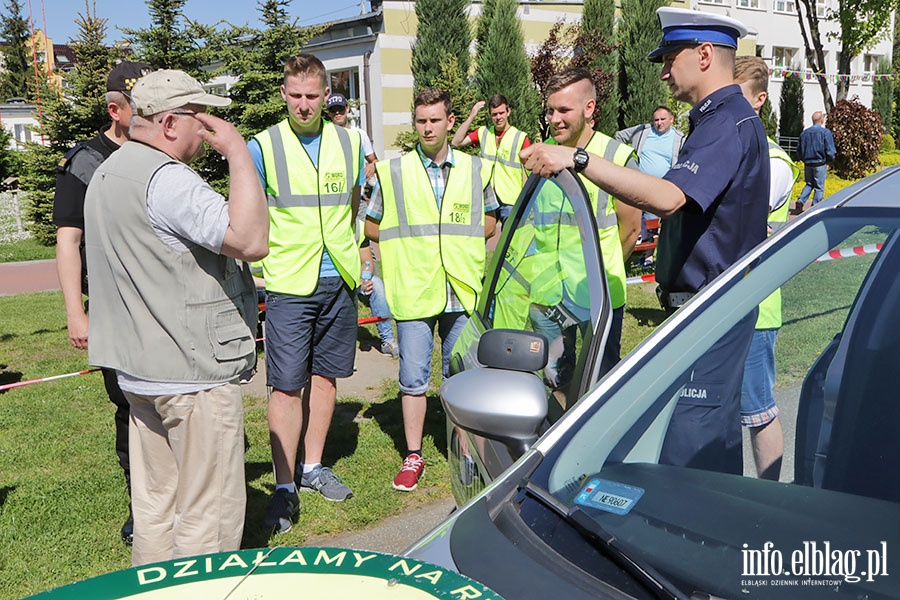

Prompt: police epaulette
[{"left": 56, "top": 144, "right": 84, "bottom": 174}]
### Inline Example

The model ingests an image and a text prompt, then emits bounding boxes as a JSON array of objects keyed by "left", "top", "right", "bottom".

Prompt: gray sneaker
[
  {"left": 380, "top": 340, "right": 400, "bottom": 359},
  {"left": 297, "top": 466, "right": 353, "bottom": 501},
  {"left": 263, "top": 488, "right": 300, "bottom": 534}
]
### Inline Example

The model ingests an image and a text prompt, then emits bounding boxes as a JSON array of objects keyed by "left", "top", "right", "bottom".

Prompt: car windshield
[{"left": 526, "top": 210, "right": 900, "bottom": 599}]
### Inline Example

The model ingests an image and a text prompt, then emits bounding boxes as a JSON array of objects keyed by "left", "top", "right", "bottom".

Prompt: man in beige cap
[{"left": 84, "top": 69, "right": 268, "bottom": 565}]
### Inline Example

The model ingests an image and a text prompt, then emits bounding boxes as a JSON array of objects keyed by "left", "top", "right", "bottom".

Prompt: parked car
[{"left": 406, "top": 166, "right": 900, "bottom": 599}]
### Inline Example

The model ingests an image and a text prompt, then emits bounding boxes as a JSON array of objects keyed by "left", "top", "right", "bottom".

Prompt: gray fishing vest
[{"left": 84, "top": 141, "right": 256, "bottom": 383}]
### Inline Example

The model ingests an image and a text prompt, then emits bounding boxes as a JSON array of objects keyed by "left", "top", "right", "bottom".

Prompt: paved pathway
[{"left": 0, "top": 259, "right": 59, "bottom": 296}]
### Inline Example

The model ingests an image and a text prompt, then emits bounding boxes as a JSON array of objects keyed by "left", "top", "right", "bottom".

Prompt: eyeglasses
[
  {"left": 328, "top": 107, "right": 347, "bottom": 115},
  {"left": 171, "top": 110, "right": 200, "bottom": 116}
]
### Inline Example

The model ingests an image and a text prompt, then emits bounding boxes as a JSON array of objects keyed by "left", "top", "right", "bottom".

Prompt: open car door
[{"left": 444, "top": 169, "right": 614, "bottom": 504}]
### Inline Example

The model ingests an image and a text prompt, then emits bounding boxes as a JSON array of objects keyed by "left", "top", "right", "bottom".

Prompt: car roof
[{"left": 828, "top": 164, "right": 900, "bottom": 209}]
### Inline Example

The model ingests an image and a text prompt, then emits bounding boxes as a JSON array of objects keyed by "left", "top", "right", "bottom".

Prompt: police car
[{"left": 405, "top": 166, "right": 900, "bottom": 599}]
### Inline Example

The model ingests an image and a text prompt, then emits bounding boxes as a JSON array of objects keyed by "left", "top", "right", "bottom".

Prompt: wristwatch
[{"left": 573, "top": 147, "right": 589, "bottom": 173}]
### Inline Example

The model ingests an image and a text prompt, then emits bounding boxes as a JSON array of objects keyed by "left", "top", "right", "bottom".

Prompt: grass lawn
[
  {"left": 0, "top": 292, "right": 450, "bottom": 598},
  {"left": 0, "top": 237, "right": 55, "bottom": 263}
]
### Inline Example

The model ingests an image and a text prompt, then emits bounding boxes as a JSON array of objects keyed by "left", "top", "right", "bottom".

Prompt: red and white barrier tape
[
  {"left": 626, "top": 243, "right": 883, "bottom": 286},
  {"left": 0, "top": 368, "right": 100, "bottom": 392},
  {"left": 2, "top": 316, "right": 391, "bottom": 392}
]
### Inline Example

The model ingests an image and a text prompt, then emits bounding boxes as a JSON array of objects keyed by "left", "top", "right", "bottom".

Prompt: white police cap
[{"left": 647, "top": 7, "right": 751, "bottom": 63}]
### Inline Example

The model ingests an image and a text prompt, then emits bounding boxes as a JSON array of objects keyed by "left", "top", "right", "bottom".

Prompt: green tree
[
  {"left": 203, "top": 0, "right": 321, "bottom": 190},
  {"left": 619, "top": 0, "right": 668, "bottom": 132},
  {"left": 795, "top": 0, "right": 893, "bottom": 110},
  {"left": 760, "top": 96, "right": 778, "bottom": 139},
  {"left": 395, "top": 55, "right": 475, "bottom": 153},
  {"left": 121, "top": 0, "right": 216, "bottom": 79},
  {"left": 779, "top": 73, "right": 805, "bottom": 143},
  {"left": 582, "top": 0, "right": 619, "bottom": 134},
  {"left": 871, "top": 57, "right": 893, "bottom": 136},
  {"left": 473, "top": 0, "right": 540, "bottom": 138},
  {"left": 410, "top": 0, "right": 471, "bottom": 92},
  {"left": 22, "top": 3, "right": 115, "bottom": 244},
  {"left": 893, "top": 10, "right": 900, "bottom": 137},
  {"left": 0, "top": 0, "right": 32, "bottom": 101}
]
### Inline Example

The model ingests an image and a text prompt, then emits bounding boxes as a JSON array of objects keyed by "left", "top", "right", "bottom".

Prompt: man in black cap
[
  {"left": 522, "top": 7, "right": 769, "bottom": 474},
  {"left": 52, "top": 60, "right": 151, "bottom": 545}
]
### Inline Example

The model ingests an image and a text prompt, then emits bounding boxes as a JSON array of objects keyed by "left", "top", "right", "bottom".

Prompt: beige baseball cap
[{"left": 131, "top": 69, "right": 231, "bottom": 116}]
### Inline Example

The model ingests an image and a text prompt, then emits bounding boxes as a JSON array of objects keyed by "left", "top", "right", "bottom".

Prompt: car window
[
  {"left": 485, "top": 176, "right": 608, "bottom": 411},
  {"left": 529, "top": 214, "right": 900, "bottom": 599}
]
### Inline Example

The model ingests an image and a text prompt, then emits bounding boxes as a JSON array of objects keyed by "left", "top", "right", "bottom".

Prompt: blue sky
[{"left": 35, "top": 0, "right": 367, "bottom": 45}]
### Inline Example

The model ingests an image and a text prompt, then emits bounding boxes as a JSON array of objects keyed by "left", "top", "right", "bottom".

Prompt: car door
[{"left": 446, "top": 169, "right": 613, "bottom": 505}]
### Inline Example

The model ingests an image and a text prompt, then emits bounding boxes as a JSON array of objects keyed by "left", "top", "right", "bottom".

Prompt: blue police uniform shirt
[{"left": 657, "top": 84, "right": 769, "bottom": 293}]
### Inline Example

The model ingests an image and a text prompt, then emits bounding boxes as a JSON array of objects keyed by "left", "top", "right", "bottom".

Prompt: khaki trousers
[{"left": 125, "top": 383, "right": 246, "bottom": 566}]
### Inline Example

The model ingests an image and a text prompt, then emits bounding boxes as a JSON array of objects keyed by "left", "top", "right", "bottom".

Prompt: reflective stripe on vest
[
  {"left": 376, "top": 151, "right": 488, "bottom": 319},
  {"left": 569, "top": 132, "right": 636, "bottom": 308},
  {"left": 254, "top": 120, "right": 361, "bottom": 295},
  {"left": 757, "top": 139, "right": 800, "bottom": 330},
  {"left": 479, "top": 125, "right": 528, "bottom": 206}
]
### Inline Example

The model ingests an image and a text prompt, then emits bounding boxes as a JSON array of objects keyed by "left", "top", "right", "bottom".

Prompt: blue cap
[
  {"left": 647, "top": 7, "right": 751, "bottom": 63},
  {"left": 326, "top": 93, "right": 348, "bottom": 110}
]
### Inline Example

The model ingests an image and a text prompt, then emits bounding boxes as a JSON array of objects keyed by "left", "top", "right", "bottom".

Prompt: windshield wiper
[{"left": 521, "top": 480, "right": 691, "bottom": 600}]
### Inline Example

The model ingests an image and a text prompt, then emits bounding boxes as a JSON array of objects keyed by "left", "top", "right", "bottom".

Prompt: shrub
[
  {"left": 881, "top": 133, "right": 895, "bottom": 152},
  {"left": 828, "top": 98, "right": 882, "bottom": 179},
  {"left": 880, "top": 152, "right": 900, "bottom": 168}
]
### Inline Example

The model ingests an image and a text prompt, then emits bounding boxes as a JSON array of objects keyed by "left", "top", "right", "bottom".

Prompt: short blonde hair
[{"left": 733, "top": 56, "right": 769, "bottom": 97}]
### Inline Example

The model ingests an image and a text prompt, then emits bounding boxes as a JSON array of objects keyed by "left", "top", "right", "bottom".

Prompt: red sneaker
[{"left": 392, "top": 453, "right": 425, "bottom": 491}]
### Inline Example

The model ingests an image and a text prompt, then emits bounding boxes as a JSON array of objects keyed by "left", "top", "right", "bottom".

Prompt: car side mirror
[
  {"left": 441, "top": 329, "right": 549, "bottom": 457},
  {"left": 477, "top": 328, "right": 548, "bottom": 372}
]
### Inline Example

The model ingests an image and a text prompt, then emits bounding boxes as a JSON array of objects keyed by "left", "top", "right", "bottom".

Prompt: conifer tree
[
  {"left": 411, "top": 0, "right": 471, "bottom": 92},
  {"left": 122, "top": 0, "right": 216, "bottom": 79},
  {"left": 203, "top": 0, "right": 321, "bottom": 189},
  {"left": 619, "top": 0, "right": 668, "bottom": 131},
  {"left": 23, "top": 3, "right": 115, "bottom": 244},
  {"left": 872, "top": 58, "right": 893, "bottom": 137},
  {"left": 0, "top": 0, "right": 32, "bottom": 100},
  {"left": 778, "top": 73, "right": 805, "bottom": 142},
  {"left": 582, "top": 0, "right": 619, "bottom": 134},
  {"left": 473, "top": 0, "right": 540, "bottom": 138},
  {"left": 760, "top": 96, "right": 778, "bottom": 140}
]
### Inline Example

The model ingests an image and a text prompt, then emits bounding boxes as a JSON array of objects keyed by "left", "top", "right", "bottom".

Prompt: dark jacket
[{"left": 798, "top": 124, "right": 836, "bottom": 166}]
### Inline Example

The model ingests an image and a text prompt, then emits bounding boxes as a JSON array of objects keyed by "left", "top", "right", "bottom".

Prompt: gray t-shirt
[{"left": 117, "top": 162, "right": 233, "bottom": 395}]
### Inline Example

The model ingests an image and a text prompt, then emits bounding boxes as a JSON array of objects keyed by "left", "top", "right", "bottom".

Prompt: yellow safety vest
[
  {"left": 478, "top": 125, "right": 528, "bottom": 207},
  {"left": 756, "top": 138, "right": 800, "bottom": 329},
  {"left": 376, "top": 150, "right": 490, "bottom": 320},
  {"left": 254, "top": 120, "right": 361, "bottom": 296},
  {"left": 546, "top": 132, "right": 636, "bottom": 309}
]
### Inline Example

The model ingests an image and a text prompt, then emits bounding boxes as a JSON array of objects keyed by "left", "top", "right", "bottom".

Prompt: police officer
[
  {"left": 521, "top": 7, "right": 769, "bottom": 474},
  {"left": 52, "top": 61, "right": 151, "bottom": 545}
]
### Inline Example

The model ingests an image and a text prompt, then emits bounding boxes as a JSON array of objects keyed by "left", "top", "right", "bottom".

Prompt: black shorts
[{"left": 264, "top": 277, "right": 357, "bottom": 391}]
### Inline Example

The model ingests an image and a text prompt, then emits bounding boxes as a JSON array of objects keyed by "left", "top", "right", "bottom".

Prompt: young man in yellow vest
[
  {"left": 365, "top": 88, "right": 498, "bottom": 491},
  {"left": 541, "top": 68, "right": 642, "bottom": 376},
  {"left": 451, "top": 94, "right": 530, "bottom": 223},
  {"left": 249, "top": 54, "right": 365, "bottom": 533},
  {"left": 734, "top": 56, "right": 799, "bottom": 481}
]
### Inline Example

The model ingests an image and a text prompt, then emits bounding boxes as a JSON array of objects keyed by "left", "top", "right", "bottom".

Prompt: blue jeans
[
  {"left": 396, "top": 312, "right": 467, "bottom": 395},
  {"left": 740, "top": 328, "right": 779, "bottom": 426},
  {"left": 359, "top": 274, "right": 395, "bottom": 344},
  {"left": 797, "top": 164, "right": 827, "bottom": 205}
]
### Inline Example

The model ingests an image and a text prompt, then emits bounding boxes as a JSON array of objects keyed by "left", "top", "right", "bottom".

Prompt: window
[
  {"left": 13, "top": 123, "right": 31, "bottom": 143},
  {"left": 816, "top": 0, "right": 827, "bottom": 17},
  {"left": 863, "top": 54, "right": 882, "bottom": 77},
  {"left": 774, "top": 0, "right": 795, "bottom": 13},
  {"left": 773, "top": 46, "right": 798, "bottom": 70},
  {"left": 327, "top": 68, "right": 360, "bottom": 105},
  {"left": 737, "top": 0, "right": 763, "bottom": 9},
  {"left": 698, "top": 0, "right": 728, "bottom": 5}
]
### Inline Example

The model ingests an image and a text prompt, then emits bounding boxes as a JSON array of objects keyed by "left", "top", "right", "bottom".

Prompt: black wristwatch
[{"left": 573, "top": 147, "right": 589, "bottom": 173}]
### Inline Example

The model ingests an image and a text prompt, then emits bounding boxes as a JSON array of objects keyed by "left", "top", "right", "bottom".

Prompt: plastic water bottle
[{"left": 361, "top": 260, "right": 373, "bottom": 295}]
